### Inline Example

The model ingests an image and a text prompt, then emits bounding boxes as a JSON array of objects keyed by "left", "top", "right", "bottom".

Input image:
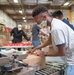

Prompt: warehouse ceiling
[{"left": 0, "top": 0, "right": 74, "bottom": 24}]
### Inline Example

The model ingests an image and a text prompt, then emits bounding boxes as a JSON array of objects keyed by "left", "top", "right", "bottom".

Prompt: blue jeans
[
  {"left": 64, "top": 65, "right": 74, "bottom": 75},
  {"left": 32, "top": 40, "right": 41, "bottom": 48}
]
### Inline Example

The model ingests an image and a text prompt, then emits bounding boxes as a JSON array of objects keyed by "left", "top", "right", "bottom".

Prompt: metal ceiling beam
[
  {"left": 7, "top": 0, "right": 15, "bottom": 12},
  {"left": 13, "top": 18, "right": 33, "bottom": 20},
  {"left": 15, "top": 20, "right": 34, "bottom": 22},
  {"left": 0, "top": 5, "right": 70, "bottom": 10},
  {"left": 8, "top": 14, "right": 25, "bottom": 16},
  {"left": 0, "top": 5, "right": 20, "bottom": 9},
  {"left": 21, "top": 0, "right": 26, "bottom": 15},
  {"left": 8, "top": 13, "right": 32, "bottom": 17},
  {"left": 14, "top": 18, "right": 34, "bottom": 22}
]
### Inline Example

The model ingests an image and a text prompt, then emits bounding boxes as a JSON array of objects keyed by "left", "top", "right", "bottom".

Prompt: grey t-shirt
[{"left": 32, "top": 24, "right": 41, "bottom": 41}]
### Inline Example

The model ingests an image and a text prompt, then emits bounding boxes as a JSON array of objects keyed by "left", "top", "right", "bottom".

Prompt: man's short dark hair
[
  {"left": 32, "top": 5, "right": 48, "bottom": 17},
  {"left": 52, "top": 10, "right": 63, "bottom": 18}
]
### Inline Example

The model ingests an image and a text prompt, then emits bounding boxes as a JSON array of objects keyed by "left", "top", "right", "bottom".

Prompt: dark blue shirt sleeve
[{"left": 62, "top": 19, "right": 74, "bottom": 30}]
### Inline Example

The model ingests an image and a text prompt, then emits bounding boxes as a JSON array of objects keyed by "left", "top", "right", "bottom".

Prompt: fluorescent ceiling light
[
  {"left": 64, "top": 2, "right": 69, "bottom": 6},
  {"left": 14, "top": 0, "right": 18, "bottom": 3},
  {"left": 24, "top": 20, "right": 26, "bottom": 22},
  {"left": 19, "top": 10, "right": 22, "bottom": 13},
  {"left": 23, "top": 17, "right": 25, "bottom": 19}
]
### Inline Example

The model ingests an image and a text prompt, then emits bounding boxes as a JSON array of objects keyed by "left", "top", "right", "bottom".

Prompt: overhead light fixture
[
  {"left": 64, "top": 2, "right": 69, "bottom": 6},
  {"left": 19, "top": 10, "right": 22, "bottom": 13},
  {"left": 23, "top": 17, "right": 26, "bottom": 19},
  {"left": 24, "top": 20, "right": 26, "bottom": 22},
  {"left": 14, "top": 0, "right": 18, "bottom": 3}
]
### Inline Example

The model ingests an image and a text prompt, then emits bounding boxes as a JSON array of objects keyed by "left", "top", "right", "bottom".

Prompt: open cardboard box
[{"left": 22, "top": 54, "right": 45, "bottom": 70}]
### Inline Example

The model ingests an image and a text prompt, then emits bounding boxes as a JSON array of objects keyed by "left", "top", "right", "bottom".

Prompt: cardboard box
[
  {"left": 0, "top": 38, "right": 3, "bottom": 47},
  {"left": 0, "top": 35, "right": 9, "bottom": 47},
  {"left": 22, "top": 54, "right": 45, "bottom": 70},
  {"left": 43, "top": 46, "right": 54, "bottom": 52}
]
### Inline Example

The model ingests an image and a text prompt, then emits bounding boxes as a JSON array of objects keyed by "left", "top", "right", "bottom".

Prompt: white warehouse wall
[
  {"left": 0, "top": 10, "right": 16, "bottom": 28},
  {"left": 62, "top": 10, "right": 69, "bottom": 19}
]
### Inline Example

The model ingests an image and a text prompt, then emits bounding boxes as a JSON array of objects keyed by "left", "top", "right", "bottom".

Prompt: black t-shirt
[
  {"left": 32, "top": 24, "right": 41, "bottom": 41},
  {"left": 10, "top": 27, "right": 29, "bottom": 43}
]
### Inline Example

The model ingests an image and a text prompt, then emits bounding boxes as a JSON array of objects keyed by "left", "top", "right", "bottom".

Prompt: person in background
[
  {"left": 28, "top": 5, "right": 74, "bottom": 75},
  {"left": 10, "top": 24, "right": 30, "bottom": 51},
  {"left": 32, "top": 23, "right": 49, "bottom": 48},
  {"left": 52, "top": 10, "right": 74, "bottom": 30}
]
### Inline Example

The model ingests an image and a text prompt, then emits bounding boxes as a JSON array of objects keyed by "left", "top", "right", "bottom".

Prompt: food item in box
[{"left": 22, "top": 54, "right": 45, "bottom": 70}]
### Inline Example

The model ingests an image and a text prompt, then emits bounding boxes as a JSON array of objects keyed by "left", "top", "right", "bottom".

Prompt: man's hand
[
  {"left": 27, "top": 48, "right": 36, "bottom": 54},
  {"left": 35, "top": 50, "right": 45, "bottom": 56}
]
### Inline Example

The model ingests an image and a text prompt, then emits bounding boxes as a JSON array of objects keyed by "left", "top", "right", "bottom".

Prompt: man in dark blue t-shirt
[
  {"left": 32, "top": 24, "right": 49, "bottom": 48},
  {"left": 52, "top": 10, "right": 74, "bottom": 30}
]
